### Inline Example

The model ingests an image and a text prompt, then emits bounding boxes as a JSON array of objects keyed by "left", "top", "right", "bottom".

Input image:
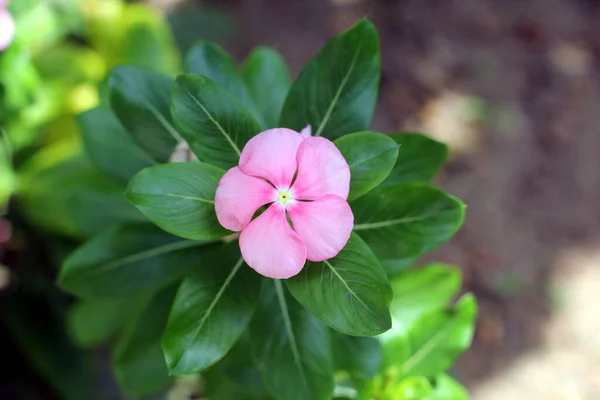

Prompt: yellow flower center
[{"left": 276, "top": 189, "right": 293, "bottom": 205}]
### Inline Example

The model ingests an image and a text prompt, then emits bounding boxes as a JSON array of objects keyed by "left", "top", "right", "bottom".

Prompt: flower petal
[
  {"left": 287, "top": 195, "right": 353, "bottom": 261},
  {"left": 292, "top": 137, "right": 350, "bottom": 200},
  {"left": 300, "top": 125, "right": 312, "bottom": 138},
  {"left": 239, "top": 128, "right": 304, "bottom": 188},
  {"left": 240, "top": 204, "right": 307, "bottom": 279},
  {"left": 215, "top": 167, "right": 276, "bottom": 231}
]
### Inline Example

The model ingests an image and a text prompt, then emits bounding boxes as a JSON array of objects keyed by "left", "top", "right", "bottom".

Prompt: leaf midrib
[
  {"left": 132, "top": 192, "right": 215, "bottom": 204},
  {"left": 146, "top": 102, "right": 182, "bottom": 142},
  {"left": 348, "top": 145, "right": 397, "bottom": 169},
  {"left": 119, "top": 74, "right": 181, "bottom": 143},
  {"left": 353, "top": 208, "right": 460, "bottom": 231},
  {"left": 274, "top": 280, "right": 309, "bottom": 389},
  {"left": 183, "top": 87, "right": 241, "bottom": 156},
  {"left": 400, "top": 316, "right": 460, "bottom": 375},
  {"left": 324, "top": 260, "right": 378, "bottom": 320},
  {"left": 87, "top": 240, "right": 202, "bottom": 275},
  {"left": 314, "top": 34, "right": 363, "bottom": 137},
  {"left": 188, "top": 257, "right": 244, "bottom": 346}
]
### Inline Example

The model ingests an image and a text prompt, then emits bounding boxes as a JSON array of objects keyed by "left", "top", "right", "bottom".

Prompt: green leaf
[
  {"left": 381, "top": 133, "right": 448, "bottom": 187},
  {"left": 126, "top": 162, "right": 227, "bottom": 240},
  {"left": 67, "top": 298, "right": 139, "bottom": 347},
  {"left": 118, "top": 5, "right": 181, "bottom": 76},
  {"left": 280, "top": 19, "right": 380, "bottom": 139},
  {"left": 395, "top": 376, "right": 433, "bottom": 399},
  {"left": 78, "top": 106, "right": 156, "bottom": 182},
  {"left": 352, "top": 184, "right": 465, "bottom": 265},
  {"left": 425, "top": 374, "right": 469, "bottom": 400},
  {"left": 333, "top": 334, "right": 382, "bottom": 388},
  {"left": 286, "top": 233, "right": 392, "bottom": 336},
  {"left": 114, "top": 286, "right": 177, "bottom": 396},
  {"left": 383, "top": 255, "right": 419, "bottom": 277},
  {"left": 184, "top": 41, "right": 257, "bottom": 119},
  {"left": 241, "top": 46, "right": 291, "bottom": 129},
  {"left": 108, "top": 65, "right": 179, "bottom": 162},
  {"left": 250, "top": 281, "right": 334, "bottom": 400},
  {"left": 59, "top": 224, "right": 207, "bottom": 298},
  {"left": 382, "top": 294, "right": 478, "bottom": 378},
  {"left": 389, "top": 264, "right": 462, "bottom": 334},
  {"left": 170, "top": 74, "right": 262, "bottom": 169},
  {"left": 162, "top": 243, "right": 262, "bottom": 374},
  {"left": 18, "top": 155, "right": 145, "bottom": 238},
  {"left": 334, "top": 131, "right": 399, "bottom": 201}
]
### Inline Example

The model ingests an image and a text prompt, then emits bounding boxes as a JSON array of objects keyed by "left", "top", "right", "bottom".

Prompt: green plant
[{"left": 25, "top": 18, "right": 474, "bottom": 399}]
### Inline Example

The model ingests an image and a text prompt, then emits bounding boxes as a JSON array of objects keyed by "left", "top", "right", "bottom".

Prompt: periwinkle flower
[{"left": 215, "top": 127, "right": 353, "bottom": 279}]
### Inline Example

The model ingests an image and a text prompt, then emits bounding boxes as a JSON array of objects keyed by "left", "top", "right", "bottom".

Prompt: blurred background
[{"left": 1, "top": 0, "right": 600, "bottom": 399}]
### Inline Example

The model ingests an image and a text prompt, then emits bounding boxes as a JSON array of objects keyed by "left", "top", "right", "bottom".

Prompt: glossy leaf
[
  {"left": 163, "top": 243, "right": 261, "bottom": 374},
  {"left": 286, "top": 233, "right": 392, "bottom": 336},
  {"left": 171, "top": 74, "right": 262, "bottom": 169},
  {"left": 335, "top": 131, "right": 399, "bottom": 201},
  {"left": 114, "top": 286, "right": 176, "bottom": 396},
  {"left": 126, "top": 162, "right": 227, "bottom": 240},
  {"left": 382, "top": 294, "right": 477, "bottom": 378},
  {"left": 108, "top": 66, "right": 178, "bottom": 162},
  {"left": 68, "top": 298, "right": 138, "bottom": 347},
  {"left": 333, "top": 334, "right": 382, "bottom": 388},
  {"left": 59, "top": 224, "right": 207, "bottom": 298},
  {"left": 389, "top": 264, "right": 462, "bottom": 334},
  {"left": 280, "top": 19, "right": 380, "bottom": 139},
  {"left": 381, "top": 133, "right": 448, "bottom": 187},
  {"left": 241, "top": 46, "right": 291, "bottom": 128},
  {"left": 78, "top": 106, "right": 156, "bottom": 182},
  {"left": 185, "top": 41, "right": 256, "bottom": 118},
  {"left": 250, "top": 281, "right": 334, "bottom": 400},
  {"left": 352, "top": 184, "right": 465, "bottom": 265}
]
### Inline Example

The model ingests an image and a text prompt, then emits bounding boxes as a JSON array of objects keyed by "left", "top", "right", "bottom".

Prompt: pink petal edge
[
  {"left": 239, "top": 204, "right": 307, "bottom": 279},
  {"left": 287, "top": 195, "right": 353, "bottom": 261},
  {"left": 215, "top": 167, "right": 276, "bottom": 232},
  {"left": 239, "top": 128, "right": 304, "bottom": 189},
  {"left": 291, "top": 137, "right": 350, "bottom": 200},
  {"left": 300, "top": 125, "right": 312, "bottom": 138}
]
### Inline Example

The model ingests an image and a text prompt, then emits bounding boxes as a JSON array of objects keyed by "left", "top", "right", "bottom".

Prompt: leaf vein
[
  {"left": 274, "top": 280, "right": 309, "bottom": 388},
  {"left": 190, "top": 257, "right": 244, "bottom": 342},
  {"left": 324, "top": 260, "right": 377, "bottom": 319},
  {"left": 314, "top": 36, "right": 362, "bottom": 137},
  {"left": 183, "top": 88, "right": 241, "bottom": 156}
]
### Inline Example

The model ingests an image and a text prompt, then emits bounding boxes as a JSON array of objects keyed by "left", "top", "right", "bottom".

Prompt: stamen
[{"left": 276, "top": 189, "right": 294, "bottom": 205}]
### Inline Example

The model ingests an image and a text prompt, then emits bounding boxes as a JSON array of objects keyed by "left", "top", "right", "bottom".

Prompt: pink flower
[
  {"left": 215, "top": 127, "right": 354, "bottom": 279},
  {"left": 0, "top": 3, "right": 15, "bottom": 52}
]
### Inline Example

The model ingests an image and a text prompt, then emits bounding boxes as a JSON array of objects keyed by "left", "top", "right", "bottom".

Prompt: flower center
[{"left": 276, "top": 189, "right": 293, "bottom": 205}]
